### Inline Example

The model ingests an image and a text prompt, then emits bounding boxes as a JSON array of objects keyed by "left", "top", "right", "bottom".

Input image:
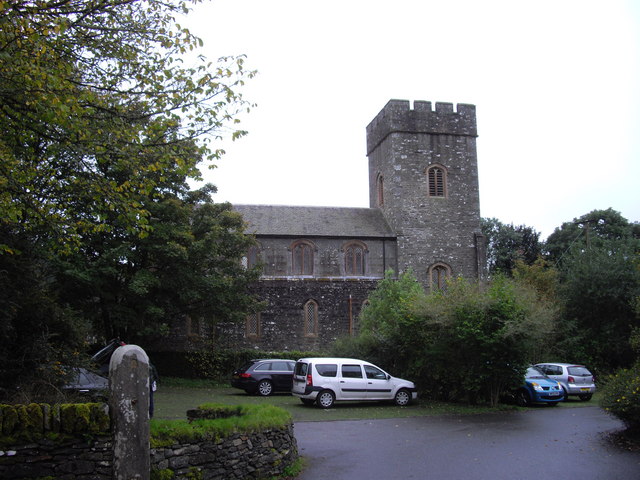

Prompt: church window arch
[
  {"left": 376, "top": 173, "right": 384, "bottom": 206},
  {"left": 426, "top": 164, "right": 447, "bottom": 197},
  {"left": 242, "top": 245, "right": 261, "bottom": 271},
  {"left": 245, "top": 312, "right": 261, "bottom": 338},
  {"left": 343, "top": 241, "right": 368, "bottom": 276},
  {"left": 290, "top": 240, "right": 316, "bottom": 275},
  {"left": 303, "top": 299, "right": 319, "bottom": 337},
  {"left": 429, "top": 262, "right": 452, "bottom": 291}
]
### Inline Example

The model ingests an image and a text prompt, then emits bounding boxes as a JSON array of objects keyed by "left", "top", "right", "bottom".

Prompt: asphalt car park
[{"left": 293, "top": 407, "right": 640, "bottom": 480}]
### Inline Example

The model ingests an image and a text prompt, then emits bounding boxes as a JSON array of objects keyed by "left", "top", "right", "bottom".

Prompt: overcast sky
[{"left": 185, "top": 0, "right": 640, "bottom": 240}]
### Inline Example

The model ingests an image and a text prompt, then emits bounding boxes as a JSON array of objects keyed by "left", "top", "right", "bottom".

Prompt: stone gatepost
[{"left": 109, "top": 345, "right": 150, "bottom": 480}]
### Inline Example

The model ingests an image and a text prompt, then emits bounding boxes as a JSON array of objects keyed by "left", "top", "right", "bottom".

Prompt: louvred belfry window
[{"left": 427, "top": 165, "right": 447, "bottom": 197}]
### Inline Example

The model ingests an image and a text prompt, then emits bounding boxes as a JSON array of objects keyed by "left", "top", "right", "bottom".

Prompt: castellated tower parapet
[{"left": 366, "top": 99, "right": 477, "bottom": 156}]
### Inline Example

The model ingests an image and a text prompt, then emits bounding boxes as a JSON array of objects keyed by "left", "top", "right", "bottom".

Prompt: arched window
[
  {"left": 429, "top": 263, "right": 452, "bottom": 291},
  {"left": 245, "top": 312, "right": 261, "bottom": 338},
  {"left": 291, "top": 240, "right": 315, "bottom": 275},
  {"left": 303, "top": 300, "right": 318, "bottom": 337},
  {"left": 242, "top": 245, "right": 261, "bottom": 270},
  {"left": 376, "top": 173, "right": 384, "bottom": 206},
  {"left": 343, "top": 241, "right": 367, "bottom": 276},
  {"left": 427, "top": 164, "right": 447, "bottom": 197}
]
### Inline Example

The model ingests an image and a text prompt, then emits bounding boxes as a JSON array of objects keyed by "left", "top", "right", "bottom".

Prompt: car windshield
[{"left": 525, "top": 366, "right": 547, "bottom": 379}]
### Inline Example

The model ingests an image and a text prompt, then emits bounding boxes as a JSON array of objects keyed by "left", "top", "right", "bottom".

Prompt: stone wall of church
[
  {"left": 255, "top": 236, "right": 397, "bottom": 278},
  {"left": 217, "top": 278, "right": 381, "bottom": 352}
]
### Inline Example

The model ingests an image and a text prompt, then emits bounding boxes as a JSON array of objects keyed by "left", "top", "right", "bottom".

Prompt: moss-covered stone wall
[
  {"left": 150, "top": 424, "right": 297, "bottom": 480},
  {"left": 0, "top": 403, "right": 298, "bottom": 480},
  {"left": 0, "top": 402, "right": 110, "bottom": 443}
]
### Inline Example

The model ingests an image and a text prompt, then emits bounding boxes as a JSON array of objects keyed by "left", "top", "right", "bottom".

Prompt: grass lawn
[{"left": 153, "top": 378, "right": 602, "bottom": 423}]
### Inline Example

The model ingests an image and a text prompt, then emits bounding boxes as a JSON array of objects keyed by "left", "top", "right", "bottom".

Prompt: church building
[{"left": 224, "top": 99, "right": 486, "bottom": 352}]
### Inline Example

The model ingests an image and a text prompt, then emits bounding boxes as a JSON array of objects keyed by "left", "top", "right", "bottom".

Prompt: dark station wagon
[{"left": 231, "top": 359, "right": 296, "bottom": 396}]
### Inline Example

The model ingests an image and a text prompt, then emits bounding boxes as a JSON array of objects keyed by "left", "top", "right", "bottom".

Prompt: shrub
[
  {"left": 349, "top": 272, "right": 558, "bottom": 406},
  {"left": 185, "top": 348, "right": 322, "bottom": 382},
  {"left": 600, "top": 363, "right": 640, "bottom": 432}
]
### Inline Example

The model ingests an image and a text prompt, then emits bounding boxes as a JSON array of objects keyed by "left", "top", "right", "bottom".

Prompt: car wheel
[
  {"left": 516, "top": 389, "right": 531, "bottom": 407},
  {"left": 316, "top": 390, "right": 335, "bottom": 409},
  {"left": 300, "top": 398, "right": 315, "bottom": 406},
  {"left": 257, "top": 380, "right": 273, "bottom": 396},
  {"left": 579, "top": 393, "right": 593, "bottom": 401},
  {"left": 561, "top": 386, "right": 569, "bottom": 401},
  {"left": 394, "top": 389, "right": 411, "bottom": 406}
]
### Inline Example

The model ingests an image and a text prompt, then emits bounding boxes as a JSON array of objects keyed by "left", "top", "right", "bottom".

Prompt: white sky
[{"left": 185, "top": 0, "right": 640, "bottom": 240}]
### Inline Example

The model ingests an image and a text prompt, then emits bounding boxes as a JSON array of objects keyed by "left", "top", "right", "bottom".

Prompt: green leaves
[
  {"left": 1, "top": 0, "right": 255, "bottom": 251},
  {"left": 345, "top": 272, "right": 557, "bottom": 406},
  {"left": 481, "top": 217, "right": 542, "bottom": 275},
  {"left": 0, "top": 1, "right": 259, "bottom": 393}
]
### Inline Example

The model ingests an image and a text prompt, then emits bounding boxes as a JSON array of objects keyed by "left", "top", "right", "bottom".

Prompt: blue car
[{"left": 516, "top": 366, "right": 564, "bottom": 406}]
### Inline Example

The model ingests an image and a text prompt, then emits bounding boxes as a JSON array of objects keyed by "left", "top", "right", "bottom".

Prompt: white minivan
[{"left": 291, "top": 357, "right": 417, "bottom": 408}]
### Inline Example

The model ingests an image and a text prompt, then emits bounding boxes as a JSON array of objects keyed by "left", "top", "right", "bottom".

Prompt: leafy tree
[
  {"left": 481, "top": 218, "right": 541, "bottom": 275},
  {"left": 55, "top": 184, "right": 261, "bottom": 342},
  {"left": 557, "top": 240, "right": 640, "bottom": 371},
  {"left": 415, "top": 276, "right": 557, "bottom": 406},
  {"left": 0, "top": 1, "right": 256, "bottom": 394},
  {"left": 544, "top": 208, "right": 640, "bottom": 265},
  {"left": 350, "top": 270, "right": 426, "bottom": 376},
  {"left": 1, "top": 0, "right": 254, "bottom": 252},
  {"left": 336, "top": 271, "right": 557, "bottom": 406},
  {"left": 0, "top": 237, "right": 90, "bottom": 399},
  {"left": 543, "top": 209, "right": 640, "bottom": 371},
  {"left": 512, "top": 257, "right": 560, "bottom": 303}
]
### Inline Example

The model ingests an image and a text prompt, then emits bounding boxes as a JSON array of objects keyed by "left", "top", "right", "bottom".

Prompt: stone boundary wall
[
  {"left": 151, "top": 424, "right": 297, "bottom": 480},
  {"left": 1, "top": 420, "right": 297, "bottom": 480},
  {"left": 0, "top": 434, "right": 113, "bottom": 479}
]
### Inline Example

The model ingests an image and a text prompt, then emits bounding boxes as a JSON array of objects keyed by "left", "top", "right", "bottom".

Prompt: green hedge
[
  {"left": 149, "top": 349, "right": 324, "bottom": 381},
  {"left": 0, "top": 403, "right": 109, "bottom": 446}
]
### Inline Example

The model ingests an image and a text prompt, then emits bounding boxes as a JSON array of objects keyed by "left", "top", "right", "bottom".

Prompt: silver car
[{"left": 534, "top": 363, "right": 596, "bottom": 401}]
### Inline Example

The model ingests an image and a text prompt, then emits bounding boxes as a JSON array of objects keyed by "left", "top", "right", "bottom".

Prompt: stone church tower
[{"left": 366, "top": 100, "right": 486, "bottom": 289}]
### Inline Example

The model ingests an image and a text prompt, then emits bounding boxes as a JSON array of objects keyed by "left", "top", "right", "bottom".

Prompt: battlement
[{"left": 366, "top": 99, "right": 477, "bottom": 155}]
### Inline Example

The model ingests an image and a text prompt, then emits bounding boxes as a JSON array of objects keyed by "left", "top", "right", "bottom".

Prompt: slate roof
[{"left": 233, "top": 204, "right": 396, "bottom": 238}]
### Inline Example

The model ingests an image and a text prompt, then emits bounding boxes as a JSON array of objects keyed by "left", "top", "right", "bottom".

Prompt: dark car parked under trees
[{"left": 231, "top": 359, "right": 296, "bottom": 396}]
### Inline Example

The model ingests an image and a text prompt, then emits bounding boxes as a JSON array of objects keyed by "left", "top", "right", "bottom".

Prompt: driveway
[{"left": 293, "top": 406, "right": 640, "bottom": 480}]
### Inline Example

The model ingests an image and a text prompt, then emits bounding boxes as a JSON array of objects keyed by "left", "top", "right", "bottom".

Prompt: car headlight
[{"left": 531, "top": 382, "right": 543, "bottom": 392}]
